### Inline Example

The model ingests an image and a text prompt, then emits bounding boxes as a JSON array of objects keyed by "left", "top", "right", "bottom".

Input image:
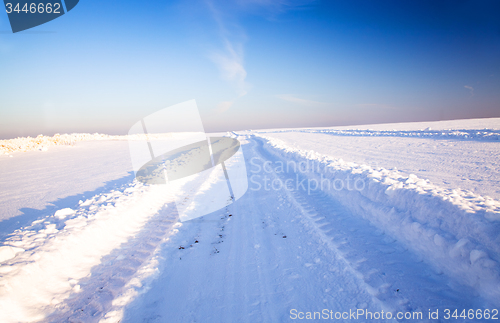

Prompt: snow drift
[{"left": 256, "top": 134, "right": 500, "bottom": 305}]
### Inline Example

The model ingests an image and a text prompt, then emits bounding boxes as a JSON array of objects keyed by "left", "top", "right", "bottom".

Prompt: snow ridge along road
[
  {"left": 261, "top": 128, "right": 500, "bottom": 142},
  {"left": 256, "top": 133, "right": 500, "bottom": 305},
  {"left": 0, "top": 181, "right": 180, "bottom": 322},
  {"left": 0, "top": 119, "right": 499, "bottom": 322}
]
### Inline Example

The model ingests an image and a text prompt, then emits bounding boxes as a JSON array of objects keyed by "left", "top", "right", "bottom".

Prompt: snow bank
[
  {"left": 0, "top": 180, "right": 174, "bottom": 322},
  {"left": 0, "top": 134, "right": 74, "bottom": 155},
  {"left": 260, "top": 128, "right": 500, "bottom": 142},
  {"left": 0, "top": 246, "right": 24, "bottom": 263},
  {"left": 0, "top": 133, "right": 175, "bottom": 155},
  {"left": 257, "top": 134, "right": 500, "bottom": 304},
  {"left": 0, "top": 160, "right": 226, "bottom": 321}
]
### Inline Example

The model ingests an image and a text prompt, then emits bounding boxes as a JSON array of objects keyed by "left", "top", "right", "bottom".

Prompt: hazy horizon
[
  {"left": 1, "top": 0, "right": 499, "bottom": 139},
  {"left": 2, "top": 115, "right": 500, "bottom": 140}
]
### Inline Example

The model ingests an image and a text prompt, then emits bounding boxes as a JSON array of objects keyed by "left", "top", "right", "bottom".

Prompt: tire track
[{"left": 252, "top": 135, "right": 486, "bottom": 322}]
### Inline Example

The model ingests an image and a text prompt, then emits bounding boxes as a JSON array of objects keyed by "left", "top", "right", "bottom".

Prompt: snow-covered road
[
  {"left": 122, "top": 136, "right": 489, "bottom": 323},
  {"left": 0, "top": 119, "right": 499, "bottom": 322}
]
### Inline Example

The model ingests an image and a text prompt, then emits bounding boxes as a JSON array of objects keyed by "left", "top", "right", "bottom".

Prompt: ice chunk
[
  {"left": 0, "top": 246, "right": 24, "bottom": 263},
  {"left": 470, "top": 250, "right": 487, "bottom": 265},
  {"left": 54, "top": 208, "right": 76, "bottom": 219}
]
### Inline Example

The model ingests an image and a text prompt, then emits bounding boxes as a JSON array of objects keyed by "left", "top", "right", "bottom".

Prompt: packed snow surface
[{"left": 0, "top": 118, "right": 499, "bottom": 322}]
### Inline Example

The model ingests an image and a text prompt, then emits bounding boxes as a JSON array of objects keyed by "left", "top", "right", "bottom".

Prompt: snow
[
  {"left": 0, "top": 132, "right": 176, "bottom": 155},
  {"left": 255, "top": 132, "right": 500, "bottom": 304},
  {"left": 0, "top": 140, "right": 134, "bottom": 224},
  {"left": 0, "top": 180, "right": 177, "bottom": 322},
  {"left": 263, "top": 127, "right": 500, "bottom": 142},
  {"left": 260, "top": 130, "right": 500, "bottom": 200},
  {"left": 0, "top": 246, "right": 24, "bottom": 263},
  {"left": 0, "top": 118, "right": 499, "bottom": 322},
  {"left": 54, "top": 208, "right": 76, "bottom": 219}
]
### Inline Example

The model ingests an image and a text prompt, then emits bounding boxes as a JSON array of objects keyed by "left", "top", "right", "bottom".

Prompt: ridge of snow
[
  {"left": 0, "top": 180, "right": 175, "bottom": 322},
  {"left": 258, "top": 128, "right": 500, "bottom": 142},
  {"left": 0, "top": 133, "right": 176, "bottom": 155},
  {"left": 256, "top": 134, "right": 500, "bottom": 304}
]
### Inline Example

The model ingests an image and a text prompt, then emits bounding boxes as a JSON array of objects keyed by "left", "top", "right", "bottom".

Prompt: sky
[{"left": 0, "top": 0, "right": 499, "bottom": 138}]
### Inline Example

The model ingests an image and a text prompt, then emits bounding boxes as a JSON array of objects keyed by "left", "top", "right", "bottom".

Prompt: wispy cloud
[
  {"left": 210, "top": 42, "right": 249, "bottom": 97},
  {"left": 276, "top": 94, "right": 329, "bottom": 107},
  {"left": 206, "top": 0, "right": 316, "bottom": 114},
  {"left": 464, "top": 85, "right": 474, "bottom": 96},
  {"left": 206, "top": 1, "right": 249, "bottom": 98}
]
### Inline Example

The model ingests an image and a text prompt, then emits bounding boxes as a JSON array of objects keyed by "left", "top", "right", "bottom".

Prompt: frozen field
[{"left": 0, "top": 118, "right": 499, "bottom": 322}]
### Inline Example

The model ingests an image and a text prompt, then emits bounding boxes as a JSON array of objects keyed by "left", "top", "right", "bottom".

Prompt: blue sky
[{"left": 0, "top": 0, "right": 499, "bottom": 138}]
